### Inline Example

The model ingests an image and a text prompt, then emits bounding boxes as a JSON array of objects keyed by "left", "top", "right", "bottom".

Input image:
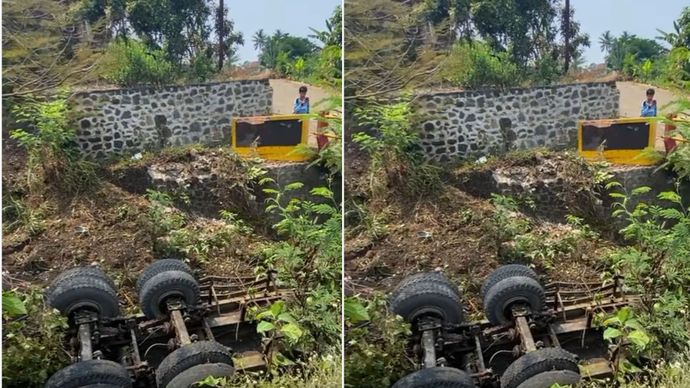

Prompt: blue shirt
[
  {"left": 293, "top": 97, "right": 309, "bottom": 114},
  {"left": 641, "top": 100, "right": 657, "bottom": 117}
]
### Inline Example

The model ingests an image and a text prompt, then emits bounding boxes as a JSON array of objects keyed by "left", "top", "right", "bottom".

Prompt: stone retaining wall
[
  {"left": 71, "top": 79, "right": 272, "bottom": 158},
  {"left": 415, "top": 82, "right": 620, "bottom": 161}
]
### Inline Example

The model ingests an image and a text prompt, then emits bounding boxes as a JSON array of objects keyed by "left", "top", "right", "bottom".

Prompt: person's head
[
  {"left": 646, "top": 88, "right": 655, "bottom": 102},
  {"left": 299, "top": 86, "right": 307, "bottom": 98}
]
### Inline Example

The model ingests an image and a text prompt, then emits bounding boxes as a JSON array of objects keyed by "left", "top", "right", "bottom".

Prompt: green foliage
[
  {"left": 221, "top": 353, "right": 341, "bottom": 388},
  {"left": 255, "top": 31, "right": 318, "bottom": 73},
  {"left": 597, "top": 306, "right": 652, "bottom": 377},
  {"left": 488, "top": 194, "right": 531, "bottom": 246},
  {"left": 10, "top": 94, "right": 98, "bottom": 195},
  {"left": 2, "top": 289, "right": 69, "bottom": 388},
  {"left": 440, "top": 41, "right": 521, "bottom": 88},
  {"left": 602, "top": 32, "right": 666, "bottom": 74},
  {"left": 253, "top": 300, "right": 304, "bottom": 363},
  {"left": 344, "top": 294, "right": 414, "bottom": 388},
  {"left": 101, "top": 40, "right": 175, "bottom": 86},
  {"left": 353, "top": 101, "right": 441, "bottom": 198},
  {"left": 605, "top": 182, "right": 690, "bottom": 356},
  {"left": 145, "top": 189, "right": 186, "bottom": 237},
  {"left": 257, "top": 180, "right": 342, "bottom": 359}
]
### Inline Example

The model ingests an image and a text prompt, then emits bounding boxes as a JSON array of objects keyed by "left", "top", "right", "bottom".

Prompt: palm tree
[
  {"left": 252, "top": 29, "right": 266, "bottom": 50},
  {"left": 599, "top": 30, "right": 613, "bottom": 53}
]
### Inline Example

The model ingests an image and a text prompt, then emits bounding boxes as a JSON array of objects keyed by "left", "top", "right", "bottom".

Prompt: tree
[
  {"left": 599, "top": 30, "right": 614, "bottom": 53},
  {"left": 605, "top": 32, "right": 666, "bottom": 71},
  {"left": 253, "top": 29, "right": 267, "bottom": 50},
  {"left": 257, "top": 32, "right": 318, "bottom": 70}
]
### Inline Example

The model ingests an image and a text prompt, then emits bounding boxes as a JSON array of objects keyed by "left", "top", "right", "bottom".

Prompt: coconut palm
[{"left": 599, "top": 30, "right": 613, "bottom": 53}]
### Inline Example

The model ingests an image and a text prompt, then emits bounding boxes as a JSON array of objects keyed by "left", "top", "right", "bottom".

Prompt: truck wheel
[
  {"left": 46, "top": 276, "right": 120, "bottom": 319},
  {"left": 482, "top": 275, "right": 545, "bottom": 325},
  {"left": 45, "top": 359, "right": 132, "bottom": 388},
  {"left": 389, "top": 281, "right": 464, "bottom": 326},
  {"left": 480, "top": 264, "right": 538, "bottom": 299},
  {"left": 500, "top": 347, "right": 580, "bottom": 388},
  {"left": 48, "top": 267, "right": 117, "bottom": 293},
  {"left": 392, "top": 367, "right": 474, "bottom": 388},
  {"left": 390, "top": 272, "right": 460, "bottom": 301},
  {"left": 138, "top": 270, "right": 200, "bottom": 319},
  {"left": 155, "top": 341, "right": 234, "bottom": 388},
  {"left": 136, "top": 259, "right": 192, "bottom": 293}
]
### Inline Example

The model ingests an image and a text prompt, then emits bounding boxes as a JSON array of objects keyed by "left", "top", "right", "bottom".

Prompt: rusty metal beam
[
  {"left": 421, "top": 330, "right": 436, "bottom": 368},
  {"left": 78, "top": 324, "right": 93, "bottom": 361},
  {"left": 515, "top": 316, "right": 536, "bottom": 353},
  {"left": 171, "top": 310, "right": 191, "bottom": 346}
]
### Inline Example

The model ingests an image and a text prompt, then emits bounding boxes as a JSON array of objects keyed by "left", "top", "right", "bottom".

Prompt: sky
[
  {"left": 573, "top": 0, "right": 688, "bottom": 65},
  {"left": 227, "top": 0, "right": 341, "bottom": 63}
]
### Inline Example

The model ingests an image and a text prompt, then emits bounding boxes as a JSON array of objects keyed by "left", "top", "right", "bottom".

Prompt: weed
[
  {"left": 10, "top": 93, "right": 98, "bottom": 195},
  {"left": 353, "top": 100, "right": 441, "bottom": 199},
  {"left": 2, "top": 196, "right": 45, "bottom": 236},
  {"left": 2, "top": 289, "right": 69, "bottom": 388},
  {"left": 605, "top": 181, "right": 690, "bottom": 357},
  {"left": 344, "top": 294, "right": 414, "bottom": 388}
]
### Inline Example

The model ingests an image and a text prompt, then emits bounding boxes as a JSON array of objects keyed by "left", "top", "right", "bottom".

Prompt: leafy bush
[
  {"left": 187, "top": 54, "right": 216, "bottom": 82},
  {"left": 2, "top": 289, "right": 69, "bottom": 388},
  {"left": 353, "top": 101, "right": 441, "bottom": 198},
  {"left": 344, "top": 294, "right": 414, "bottom": 388},
  {"left": 606, "top": 183, "right": 690, "bottom": 357},
  {"left": 245, "top": 179, "right": 342, "bottom": 384},
  {"left": 440, "top": 41, "right": 522, "bottom": 88},
  {"left": 10, "top": 94, "right": 98, "bottom": 195},
  {"left": 101, "top": 40, "right": 176, "bottom": 87}
]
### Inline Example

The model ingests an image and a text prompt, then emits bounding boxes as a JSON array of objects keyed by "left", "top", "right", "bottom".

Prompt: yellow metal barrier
[
  {"left": 577, "top": 117, "right": 657, "bottom": 165},
  {"left": 231, "top": 114, "right": 310, "bottom": 162}
]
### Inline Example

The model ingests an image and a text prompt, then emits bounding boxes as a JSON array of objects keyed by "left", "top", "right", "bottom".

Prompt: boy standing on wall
[
  {"left": 293, "top": 86, "right": 310, "bottom": 114},
  {"left": 641, "top": 88, "right": 657, "bottom": 117}
]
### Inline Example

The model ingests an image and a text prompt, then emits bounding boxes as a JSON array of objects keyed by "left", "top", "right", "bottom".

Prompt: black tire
[
  {"left": 45, "top": 359, "right": 132, "bottom": 388},
  {"left": 392, "top": 367, "right": 475, "bottom": 388},
  {"left": 46, "top": 276, "right": 120, "bottom": 319},
  {"left": 480, "top": 264, "right": 539, "bottom": 299},
  {"left": 390, "top": 272, "right": 460, "bottom": 301},
  {"left": 49, "top": 267, "right": 117, "bottom": 293},
  {"left": 500, "top": 348, "right": 580, "bottom": 388},
  {"left": 155, "top": 341, "right": 234, "bottom": 388},
  {"left": 389, "top": 282, "right": 464, "bottom": 326},
  {"left": 482, "top": 276, "right": 545, "bottom": 325},
  {"left": 136, "top": 259, "right": 193, "bottom": 293},
  {"left": 138, "top": 270, "right": 200, "bottom": 319}
]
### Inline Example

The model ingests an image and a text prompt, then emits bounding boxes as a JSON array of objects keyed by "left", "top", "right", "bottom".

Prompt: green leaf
[
  {"left": 603, "top": 316, "right": 621, "bottom": 326},
  {"left": 603, "top": 327, "right": 623, "bottom": 341},
  {"left": 310, "top": 187, "right": 333, "bottom": 199},
  {"left": 616, "top": 306, "right": 631, "bottom": 323},
  {"left": 605, "top": 181, "right": 623, "bottom": 189},
  {"left": 2, "top": 291, "right": 26, "bottom": 317},
  {"left": 277, "top": 312, "right": 298, "bottom": 325},
  {"left": 284, "top": 182, "right": 304, "bottom": 191},
  {"left": 609, "top": 192, "right": 626, "bottom": 199},
  {"left": 631, "top": 186, "right": 652, "bottom": 196},
  {"left": 256, "top": 310, "right": 275, "bottom": 320},
  {"left": 627, "top": 330, "right": 650, "bottom": 348},
  {"left": 270, "top": 300, "right": 285, "bottom": 317},
  {"left": 657, "top": 191, "right": 682, "bottom": 204},
  {"left": 624, "top": 319, "right": 644, "bottom": 331},
  {"left": 256, "top": 321, "right": 275, "bottom": 333},
  {"left": 345, "top": 298, "right": 370, "bottom": 324},
  {"left": 280, "top": 323, "right": 303, "bottom": 341},
  {"left": 262, "top": 188, "right": 279, "bottom": 194}
]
